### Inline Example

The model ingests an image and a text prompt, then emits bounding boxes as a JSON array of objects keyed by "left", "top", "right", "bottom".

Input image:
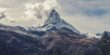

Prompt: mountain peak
[
  {"left": 49, "top": 9, "right": 60, "bottom": 19},
  {"left": 36, "top": 9, "right": 80, "bottom": 34},
  {"left": 45, "top": 9, "right": 61, "bottom": 24}
]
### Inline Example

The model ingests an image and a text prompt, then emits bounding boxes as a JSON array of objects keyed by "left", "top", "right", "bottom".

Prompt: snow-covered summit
[{"left": 35, "top": 9, "right": 80, "bottom": 34}]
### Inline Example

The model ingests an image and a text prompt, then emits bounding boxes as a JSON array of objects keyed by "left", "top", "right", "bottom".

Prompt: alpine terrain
[{"left": 0, "top": 9, "right": 110, "bottom": 55}]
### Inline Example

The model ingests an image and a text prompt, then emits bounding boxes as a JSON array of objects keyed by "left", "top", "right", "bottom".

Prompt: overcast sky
[{"left": 0, "top": 0, "right": 110, "bottom": 33}]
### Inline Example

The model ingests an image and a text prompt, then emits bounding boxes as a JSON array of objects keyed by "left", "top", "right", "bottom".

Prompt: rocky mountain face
[{"left": 0, "top": 9, "right": 110, "bottom": 55}]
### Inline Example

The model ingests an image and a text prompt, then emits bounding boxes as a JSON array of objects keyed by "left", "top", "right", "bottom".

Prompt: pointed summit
[
  {"left": 37, "top": 9, "right": 80, "bottom": 34},
  {"left": 45, "top": 9, "right": 61, "bottom": 24},
  {"left": 49, "top": 9, "right": 60, "bottom": 19}
]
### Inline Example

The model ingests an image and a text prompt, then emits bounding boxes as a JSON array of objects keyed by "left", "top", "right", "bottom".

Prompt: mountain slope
[{"left": 0, "top": 24, "right": 102, "bottom": 55}]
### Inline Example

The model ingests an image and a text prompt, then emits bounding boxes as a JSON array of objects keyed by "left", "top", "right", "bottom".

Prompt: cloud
[
  {"left": 58, "top": 0, "right": 110, "bottom": 33},
  {"left": 0, "top": 0, "right": 60, "bottom": 27},
  {"left": 0, "top": 8, "right": 7, "bottom": 19},
  {"left": 25, "top": 0, "right": 60, "bottom": 19},
  {"left": 81, "top": 8, "right": 109, "bottom": 17},
  {"left": 58, "top": 0, "right": 110, "bottom": 16}
]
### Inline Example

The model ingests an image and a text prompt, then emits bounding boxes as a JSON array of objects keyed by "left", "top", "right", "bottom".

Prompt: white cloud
[
  {"left": 0, "top": 8, "right": 6, "bottom": 12},
  {"left": 25, "top": 0, "right": 60, "bottom": 19},
  {"left": 0, "top": 8, "right": 6, "bottom": 19},
  {"left": 0, "top": 0, "right": 60, "bottom": 27}
]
